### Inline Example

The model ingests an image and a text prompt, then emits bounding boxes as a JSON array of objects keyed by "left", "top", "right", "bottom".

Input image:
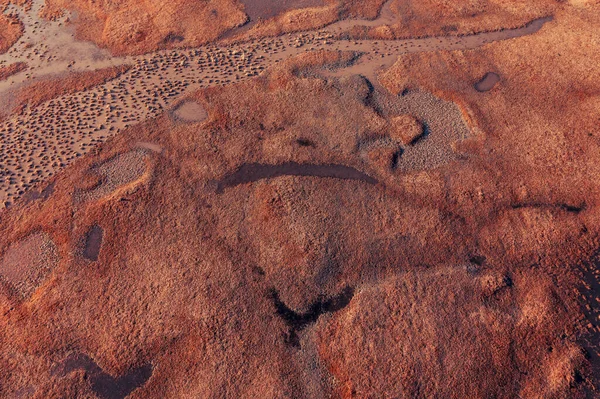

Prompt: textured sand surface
[{"left": 0, "top": 0, "right": 599, "bottom": 398}]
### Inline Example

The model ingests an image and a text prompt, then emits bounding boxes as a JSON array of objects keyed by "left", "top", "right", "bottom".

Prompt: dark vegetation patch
[
  {"left": 269, "top": 286, "right": 355, "bottom": 347},
  {"left": 296, "top": 138, "right": 315, "bottom": 147},
  {"left": 162, "top": 33, "right": 185, "bottom": 45}
]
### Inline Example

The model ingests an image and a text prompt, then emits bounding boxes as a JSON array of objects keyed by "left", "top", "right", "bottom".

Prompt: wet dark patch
[
  {"left": 296, "top": 138, "right": 315, "bottom": 147},
  {"left": 22, "top": 182, "right": 55, "bottom": 204},
  {"left": 467, "top": 255, "right": 486, "bottom": 275},
  {"left": 83, "top": 225, "right": 103, "bottom": 261},
  {"left": 390, "top": 148, "right": 403, "bottom": 169},
  {"left": 408, "top": 120, "right": 430, "bottom": 145},
  {"left": 475, "top": 72, "right": 501, "bottom": 92},
  {"left": 469, "top": 255, "right": 486, "bottom": 266},
  {"left": 53, "top": 353, "right": 152, "bottom": 399},
  {"left": 441, "top": 24, "right": 458, "bottom": 33},
  {"left": 215, "top": 162, "right": 378, "bottom": 194},
  {"left": 510, "top": 202, "right": 586, "bottom": 214},
  {"left": 269, "top": 286, "right": 354, "bottom": 347},
  {"left": 162, "top": 33, "right": 184, "bottom": 44}
]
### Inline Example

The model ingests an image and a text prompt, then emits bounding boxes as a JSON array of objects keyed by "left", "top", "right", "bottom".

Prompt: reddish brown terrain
[
  {"left": 0, "top": 61, "right": 26, "bottom": 81},
  {"left": 0, "top": 1, "right": 26, "bottom": 54},
  {"left": 42, "top": 0, "right": 248, "bottom": 55},
  {"left": 2, "top": 65, "right": 131, "bottom": 115},
  {"left": 0, "top": 0, "right": 599, "bottom": 398}
]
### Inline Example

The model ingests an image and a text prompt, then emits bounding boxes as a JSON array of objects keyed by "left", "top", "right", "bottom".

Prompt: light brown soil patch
[
  {"left": 173, "top": 100, "right": 208, "bottom": 123},
  {"left": 0, "top": 232, "right": 58, "bottom": 298}
]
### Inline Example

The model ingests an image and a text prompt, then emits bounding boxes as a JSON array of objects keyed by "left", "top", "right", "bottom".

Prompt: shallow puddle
[
  {"left": 83, "top": 224, "right": 103, "bottom": 261},
  {"left": 241, "top": 0, "right": 325, "bottom": 21},
  {"left": 22, "top": 182, "right": 55, "bottom": 204},
  {"left": 216, "top": 162, "right": 378, "bottom": 193},
  {"left": 475, "top": 72, "right": 501, "bottom": 92},
  {"left": 55, "top": 353, "right": 152, "bottom": 399}
]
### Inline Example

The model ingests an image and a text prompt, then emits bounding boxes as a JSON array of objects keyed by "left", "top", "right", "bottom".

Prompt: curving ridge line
[{"left": 215, "top": 162, "right": 379, "bottom": 193}]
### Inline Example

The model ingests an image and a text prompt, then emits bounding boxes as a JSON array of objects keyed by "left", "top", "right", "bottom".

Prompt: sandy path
[{"left": 0, "top": 0, "right": 553, "bottom": 207}]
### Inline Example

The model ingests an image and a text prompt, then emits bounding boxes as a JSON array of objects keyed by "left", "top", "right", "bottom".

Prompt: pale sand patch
[
  {"left": 135, "top": 142, "right": 162, "bottom": 153},
  {"left": 173, "top": 100, "right": 208, "bottom": 123}
]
